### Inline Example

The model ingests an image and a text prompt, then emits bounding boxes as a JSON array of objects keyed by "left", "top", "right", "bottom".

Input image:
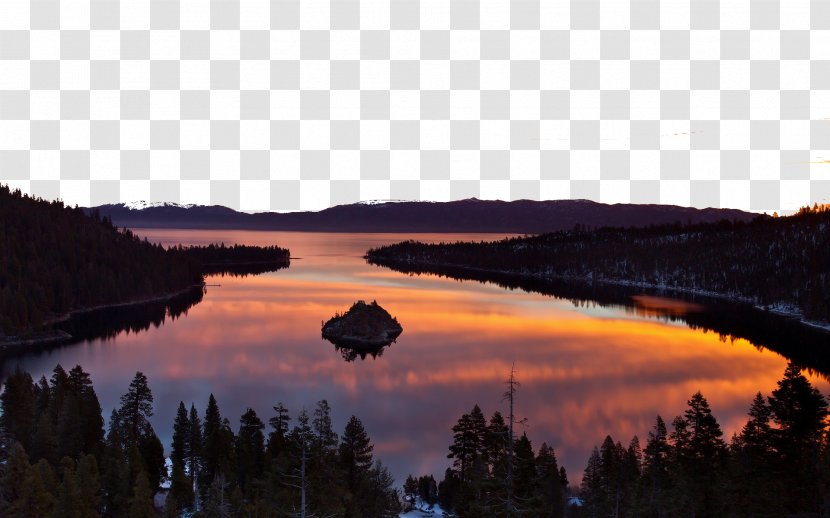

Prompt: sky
[{"left": 0, "top": 0, "right": 828, "bottom": 213}]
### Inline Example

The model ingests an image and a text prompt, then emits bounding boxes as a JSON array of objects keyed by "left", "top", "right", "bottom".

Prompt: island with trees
[{"left": 322, "top": 300, "right": 403, "bottom": 350}]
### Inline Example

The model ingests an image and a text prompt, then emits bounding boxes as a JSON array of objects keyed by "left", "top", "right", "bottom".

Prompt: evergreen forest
[
  {"left": 367, "top": 205, "right": 830, "bottom": 324},
  {"left": 0, "top": 186, "right": 288, "bottom": 336},
  {"left": 0, "top": 365, "right": 401, "bottom": 517},
  {"left": 406, "top": 363, "right": 830, "bottom": 517},
  {"left": 3, "top": 363, "right": 829, "bottom": 516}
]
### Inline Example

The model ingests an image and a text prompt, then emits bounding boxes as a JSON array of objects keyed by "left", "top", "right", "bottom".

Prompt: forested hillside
[
  {"left": 0, "top": 186, "right": 202, "bottom": 335},
  {"left": 367, "top": 205, "right": 830, "bottom": 324},
  {"left": 0, "top": 186, "right": 290, "bottom": 336},
  {"left": 0, "top": 365, "right": 401, "bottom": 517}
]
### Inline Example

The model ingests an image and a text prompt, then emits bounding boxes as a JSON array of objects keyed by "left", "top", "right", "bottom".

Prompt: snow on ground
[
  {"left": 400, "top": 499, "right": 447, "bottom": 517},
  {"left": 160, "top": 457, "right": 173, "bottom": 489}
]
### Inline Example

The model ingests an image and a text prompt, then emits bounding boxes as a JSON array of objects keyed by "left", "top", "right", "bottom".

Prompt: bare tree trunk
[
  {"left": 301, "top": 439, "right": 307, "bottom": 518},
  {"left": 503, "top": 363, "right": 520, "bottom": 515}
]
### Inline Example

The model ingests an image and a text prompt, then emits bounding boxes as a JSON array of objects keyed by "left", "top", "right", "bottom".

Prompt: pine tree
[
  {"left": 266, "top": 402, "right": 291, "bottom": 462},
  {"left": 63, "top": 365, "right": 104, "bottom": 459},
  {"left": 47, "top": 365, "right": 70, "bottom": 439},
  {"left": 312, "top": 399, "right": 338, "bottom": 457},
  {"left": 171, "top": 401, "right": 190, "bottom": 467},
  {"left": 483, "top": 410, "right": 510, "bottom": 508},
  {"left": 201, "top": 473, "right": 232, "bottom": 518},
  {"left": 621, "top": 436, "right": 642, "bottom": 513},
  {"left": 741, "top": 392, "right": 773, "bottom": 453},
  {"left": 535, "top": 442, "right": 565, "bottom": 518},
  {"left": 139, "top": 432, "right": 167, "bottom": 491},
  {"left": 417, "top": 475, "right": 438, "bottom": 506},
  {"left": 447, "top": 405, "right": 488, "bottom": 485},
  {"left": 599, "top": 435, "right": 625, "bottom": 517},
  {"left": 363, "top": 461, "right": 402, "bottom": 518},
  {"left": 76, "top": 454, "right": 102, "bottom": 517},
  {"left": 127, "top": 470, "right": 156, "bottom": 518},
  {"left": 438, "top": 468, "right": 460, "bottom": 511},
  {"left": 116, "top": 372, "right": 154, "bottom": 444},
  {"left": 54, "top": 457, "right": 84, "bottom": 517},
  {"left": 236, "top": 407, "right": 265, "bottom": 489},
  {"left": 310, "top": 400, "right": 344, "bottom": 516},
  {"left": 339, "top": 415, "right": 374, "bottom": 478},
  {"left": 0, "top": 443, "right": 37, "bottom": 516},
  {"left": 486, "top": 411, "right": 509, "bottom": 474},
  {"left": 0, "top": 368, "right": 36, "bottom": 451},
  {"left": 727, "top": 392, "right": 782, "bottom": 516},
  {"left": 188, "top": 403, "right": 202, "bottom": 498},
  {"left": 769, "top": 363, "right": 828, "bottom": 454},
  {"left": 30, "top": 376, "right": 57, "bottom": 463},
  {"left": 768, "top": 363, "right": 829, "bottom": 513},
  {"left": 200, "top": 394, "right": 224, "bottom": 497},
  {"left": 167, "top": 458, "right": 195, "bottom": 513},
  {"left": 339, "top": 415, "right": 375, "bottom": 514},
  {"left": 28, "top": 459, "right": 57, "bottom": 518},
  {"left": 403, "top": 475, "right": 418, "bottom": 509},
  {"left": 101, "top": 410, "right": 131, "bottom": 517},
  {"left": 512, "top": 433, "right": 536, "bottom": 505},
  {"left": 669, "top": 392, "right": 727, "bottom": 516},
  {"left": 642, "top": 415, "right": 670, "bottom": 516},
  {"left": 111, "top": 372, "right": 165, "bottom": 491},
  {"left": 581, "top": 446, "right": 603, "bottom": 517}
]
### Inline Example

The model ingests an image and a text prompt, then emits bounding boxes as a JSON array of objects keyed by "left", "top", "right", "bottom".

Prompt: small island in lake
[{"left": 322, "top": 300, "right": 403, "bottom": 349}]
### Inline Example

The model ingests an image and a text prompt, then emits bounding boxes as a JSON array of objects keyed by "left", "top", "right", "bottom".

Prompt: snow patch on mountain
[
  {"left": 356, "top": 199, "right": 413, "bottom": 206},
  {"left": 122, "top": 201, "right": 196, "bottom": 210}
]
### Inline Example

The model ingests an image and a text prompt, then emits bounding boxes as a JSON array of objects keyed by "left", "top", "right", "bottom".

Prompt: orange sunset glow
[{"left": 6, "top": 230, "right": 826, "bottom": 485}]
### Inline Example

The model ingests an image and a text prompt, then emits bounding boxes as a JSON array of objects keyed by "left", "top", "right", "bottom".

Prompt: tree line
[
  {"left": 578, "top": 362, "right": 830, "bottom": 517},
  {"left": 416, "top": 404, "right": 569, "bottom": 517},
  {"left": 403, "top": 363, "right": 830, "bottom": 517},
  {"left": 367, "top": 205, "right": 830, "bottom": 324},
  {"left": 0, "top": 365, "right": 401, "bottom": 517},
  {"left": 404, "top": 370, "right": 569, "bottom": 517},
  {"left": 0, "top": 185, "right": 289, "bottom": 336}
]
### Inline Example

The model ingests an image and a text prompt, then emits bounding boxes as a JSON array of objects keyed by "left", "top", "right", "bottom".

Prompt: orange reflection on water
[
  {"left": 8, "top": 230, "right": 826, "bottom": 486},
  {"left": 631, "top": 295, "right": 705, "bottom": 317}
]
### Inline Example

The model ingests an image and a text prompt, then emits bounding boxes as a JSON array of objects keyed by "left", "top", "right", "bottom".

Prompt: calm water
[{"left": 5, "top": 230, "right": 828, "bottom": 485}]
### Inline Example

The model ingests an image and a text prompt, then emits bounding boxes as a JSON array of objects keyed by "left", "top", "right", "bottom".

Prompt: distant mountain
[{"left": 89, "top": 199, "right": 759, "bottom": 233}]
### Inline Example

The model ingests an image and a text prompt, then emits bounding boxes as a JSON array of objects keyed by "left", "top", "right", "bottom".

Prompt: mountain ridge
[{"left": 88, "top": 198, "right": 759, "bottom": 233}]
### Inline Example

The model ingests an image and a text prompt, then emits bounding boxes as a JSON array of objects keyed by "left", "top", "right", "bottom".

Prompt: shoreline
[
  {"left": 1, "top": 283, "right": 204, "bottom": 351},
  {"left": 1, "top": 256, "right": 291, "bottom": 353},
  {"left": 367, "top": 256, "right": 830, "bottom": 333}
]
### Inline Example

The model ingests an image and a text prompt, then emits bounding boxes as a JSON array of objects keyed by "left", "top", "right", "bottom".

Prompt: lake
[{"left": 3, "top": 229, "right": 828, "bottom": 486}]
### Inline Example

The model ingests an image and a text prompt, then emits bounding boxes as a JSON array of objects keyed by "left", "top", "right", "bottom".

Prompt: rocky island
[{"left": 321, "top": 300, "right": 403, "bottom": 349}]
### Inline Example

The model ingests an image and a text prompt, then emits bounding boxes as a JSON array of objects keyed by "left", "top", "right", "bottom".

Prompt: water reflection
[
  {"left": 0, "top": 286, "right": 204, "bottom": 361},
  {"left": 368, "top": 257, "right": 830, "bottom": 376},
  {"left": 321, "top": 300, "right": 403, "bottom": 362},
  {"left": 329, "top": 341, "right": 394, "bottom": 362},
  {"left": 630, "top": 295, "right": 705, "bottom": 317},
  {"left": 2, "top": 230, "right": 828, "bottom": 488}
]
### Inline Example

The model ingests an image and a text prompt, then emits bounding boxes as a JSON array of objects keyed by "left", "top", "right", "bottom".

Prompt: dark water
[{"left": 3, "top": 229, "right": 828, "bottom": 486}]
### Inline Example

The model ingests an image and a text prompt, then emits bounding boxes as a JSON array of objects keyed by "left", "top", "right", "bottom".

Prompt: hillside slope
[
  {"left": 0, "top": 186, "right": 202, "bottom": 335},
  {"left": 367, "top": 206, "right": 830, "bottom": 324},
  {"left": 91, "top": 199, "right": 757, "bottom": 233}
]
